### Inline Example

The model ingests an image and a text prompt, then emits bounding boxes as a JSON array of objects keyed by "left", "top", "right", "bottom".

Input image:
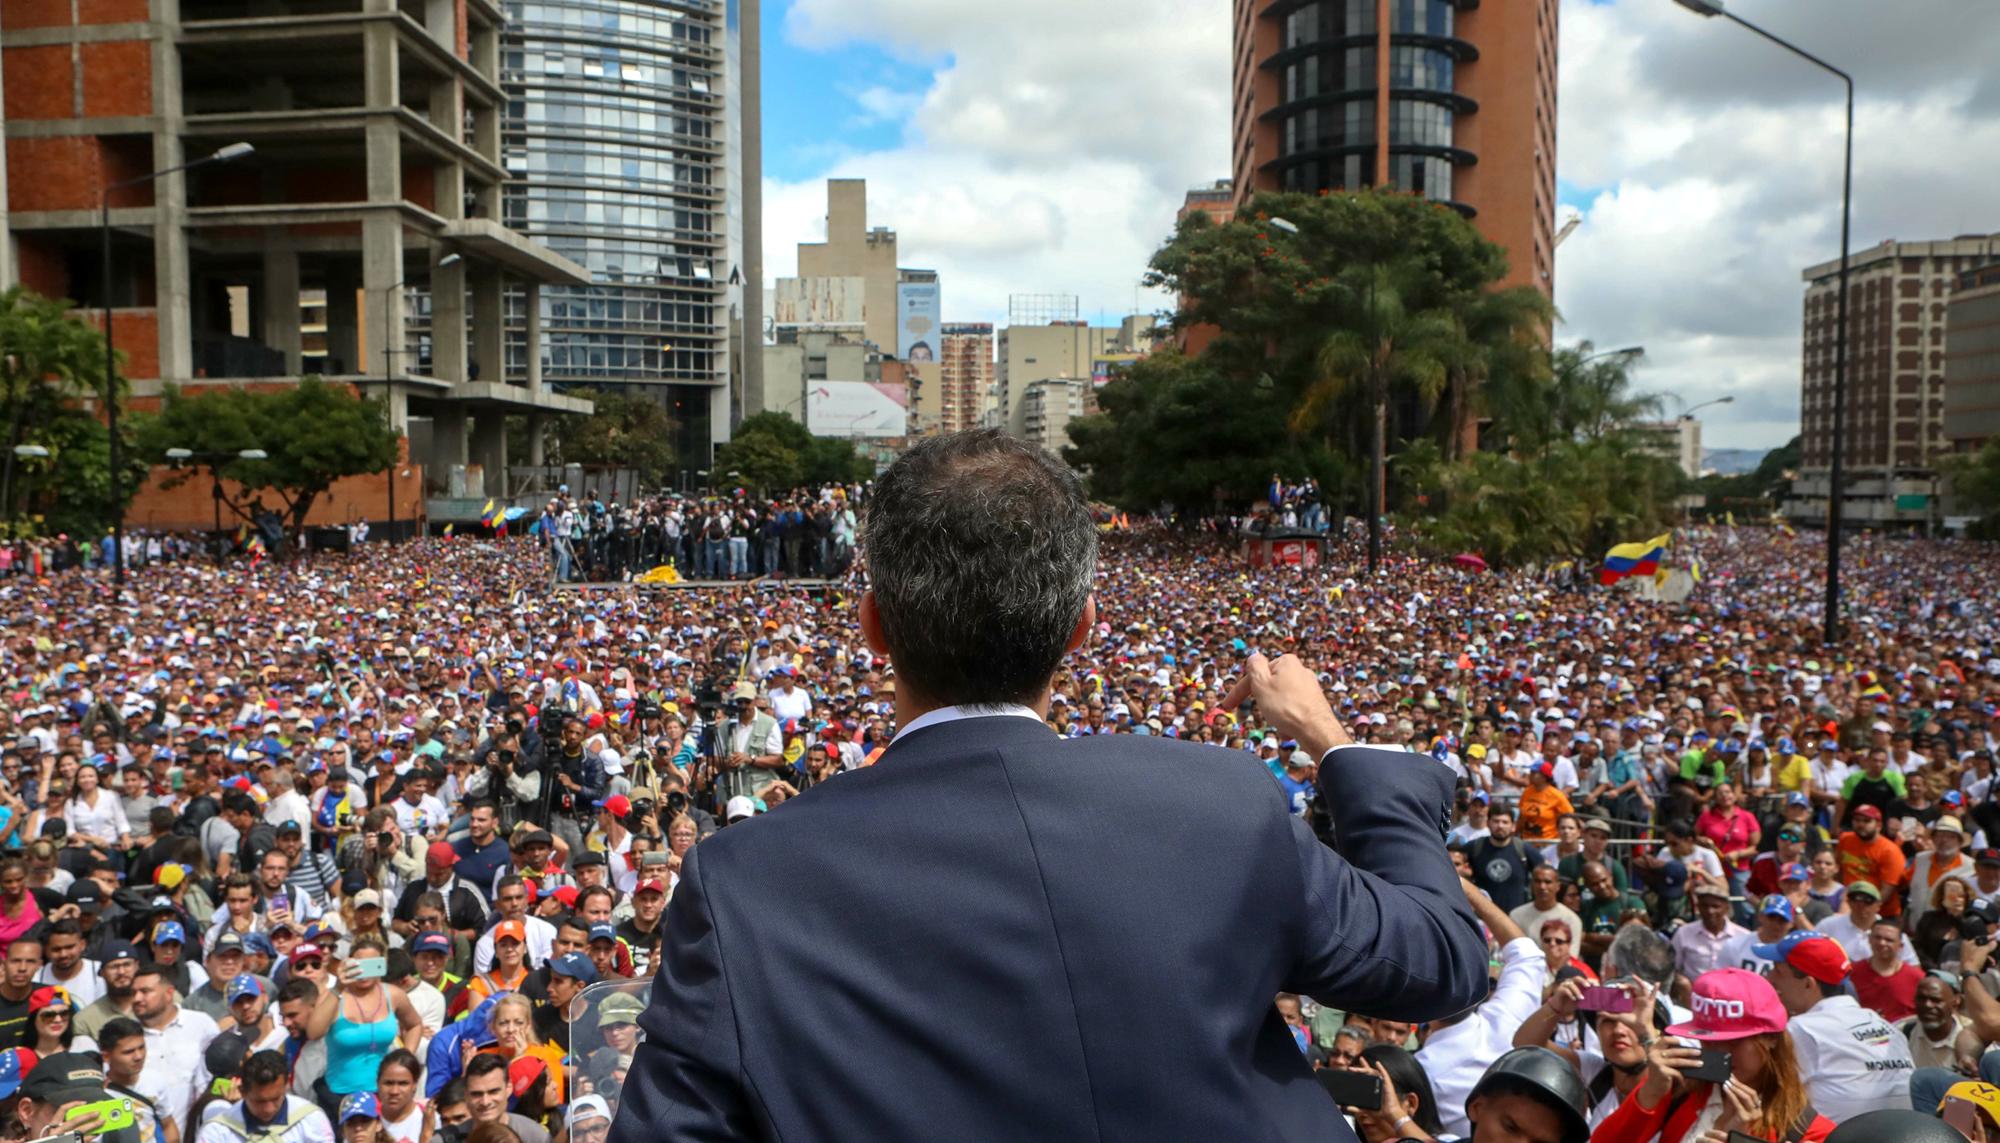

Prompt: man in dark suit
[{"left": 612, "top": 430, "right": 1488, "bottom": 1142}]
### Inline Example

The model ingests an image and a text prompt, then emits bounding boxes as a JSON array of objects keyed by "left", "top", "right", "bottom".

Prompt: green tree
[
  {"left": 136, "top": 376, "right": 399, "bottom": 539},
  {"left": 713, "top": 429, "right": 803, "bottom": 494},
  {"left": 1944, "top": 437, "right": 2000, "bottom": 537},
  {"left": 713, "top": 412, "right": 871, "bottom": 491},
  {"left": 550, "top": 388, "right": 676, "bottom": 484},
  {"left": 0, "top": 286, "right": 145, "bottom": 537},
  {"left": 1695, "top": 435, "right": 1801, "bottom": 519}
]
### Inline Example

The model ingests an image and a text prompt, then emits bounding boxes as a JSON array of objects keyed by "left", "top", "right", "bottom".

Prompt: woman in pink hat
[{"left": 1593, "top": 968, "right": 1834, "bottom": 1142}]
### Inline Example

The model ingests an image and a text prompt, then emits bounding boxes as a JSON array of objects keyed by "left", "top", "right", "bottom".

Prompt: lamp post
[
  {"left": 1673, "top": 0, "right": 1852, "bottom": 645},
  {"left": 382, "top": 253, "right": 460, "bottom": 377},
  {"left": 1679, "top": 395, "right": 1735, "bottom": 421},
  {"left": 164, "top": 446, "right": 267, "bottom": 561},
  {"left": 7, "top": 444, "right": 49, "bottom": 528},
  {"left": 102, "top": 141, "right": 254, "bottom": 586},
  {"left": 1583, "top": 346, "right": 1645, "bottom": 365}
]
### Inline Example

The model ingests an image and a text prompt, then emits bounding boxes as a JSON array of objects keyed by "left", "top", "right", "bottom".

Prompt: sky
[{"left": 757, "top": 0, "right": 2000, "bottom": 450}]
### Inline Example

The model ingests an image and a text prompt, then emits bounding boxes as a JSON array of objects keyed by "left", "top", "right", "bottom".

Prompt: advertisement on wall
[
  {"left": 807, "top": 381, "right": 908, "bottom": 439},
  {"left": 897, "top": 281, "right": 942, "bottom": 362}
]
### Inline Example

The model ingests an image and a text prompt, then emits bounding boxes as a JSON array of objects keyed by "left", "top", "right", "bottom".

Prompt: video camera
[{"left": 1960, "top": 897, "right": 2000, "bottom": 943}]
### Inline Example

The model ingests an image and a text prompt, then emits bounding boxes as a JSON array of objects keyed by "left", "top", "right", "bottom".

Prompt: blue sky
[{"left": 761, "top": 3, "right": 937, "bottom": 184}]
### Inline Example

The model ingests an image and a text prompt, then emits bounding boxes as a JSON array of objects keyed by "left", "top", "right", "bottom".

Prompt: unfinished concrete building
[{"left": 1, "top": 0, "right": 592, "bottom": 514}]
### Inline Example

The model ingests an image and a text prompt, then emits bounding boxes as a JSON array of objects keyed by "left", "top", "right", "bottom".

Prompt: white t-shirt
[
  {"left": 1718, "top": 932, "right": 1779, "bottom": 976},
  {"left": 1660, "top": 844, "right": 1725, "bottom": 886},
  {"left": 1821, "top": 913, "right": 1919, "bottom": 966},
  {"left": 35, "top": 959, "right": 106, "bottom": 1007},
  {"left": 1509, "top": 901, "right": 1583, "bottom": 950},
  {"left": 390, "top": 794, "right": 450, "bottom": 836},
  {"left": 769, "top": 686, "right": 812, "bottom": 724},
  {"left": 1788, "top": 994, "right": 1915, "bottom": 1123}
]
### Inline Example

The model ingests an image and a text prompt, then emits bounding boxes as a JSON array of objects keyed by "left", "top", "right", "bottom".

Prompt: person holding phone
[
  {"left": 303, "top": 935, "right": 423, "bottom": 1121},
  {"left": 1593, "top": 968, "right": 1833, "bottom": 1142}
]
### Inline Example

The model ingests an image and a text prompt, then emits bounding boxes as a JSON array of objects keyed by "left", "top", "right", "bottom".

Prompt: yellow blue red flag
[{"left": 1599, "top": 533, "right": 1671, "bottom": 586}]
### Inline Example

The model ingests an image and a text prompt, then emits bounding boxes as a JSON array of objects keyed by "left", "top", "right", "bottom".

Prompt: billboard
[
  {"left": 897, "top": 281, "right": 941, "bottom": 362},
  {"left": 773, "top": 277, "right": 865, "bottom": 331},
  {"left": 807, "top": 381, "right": 908, "bottom": 439}
]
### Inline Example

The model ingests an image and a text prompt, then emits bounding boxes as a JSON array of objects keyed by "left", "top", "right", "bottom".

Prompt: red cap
[
  {"left": 634, "top": 878, "right": 666, "bottom": 896},
  {"left": 1772, "top": 934, "right": 1852, "bottom": 986},
  {"left": 551, "top": 885, "right": 580, "bottom": 908},
  {"left": 585, "top": 712, "right": 605, "bottom": 730},
  {"left": 602, "top": 794, "right": 631, "bottom": 818},
  {"left": 1852, "top": 805, "right": 1884, "bottom": 821},
  {"left": 427, "top": 841, "right": 458, "bottom": 868},
  {"left": 508, "top": 1056, "right": 548, "bottom": 1099}
]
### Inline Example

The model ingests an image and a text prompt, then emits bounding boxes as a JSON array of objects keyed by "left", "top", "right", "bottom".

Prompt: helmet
[
  {"left": 1466, "top": 1047, "right": 1590, "bottom": 1143},
  {"left": 1826, "top": 1109, "right": 1970, "bottom": 1143}
]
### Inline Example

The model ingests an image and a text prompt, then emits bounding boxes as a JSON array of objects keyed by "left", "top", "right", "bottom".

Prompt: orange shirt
[
  {"left": 1838, "top": 831, "right": 1909, "bottom": 915},
  {"left": 1519, "top": 785, "right": 1574, "bottom": 843}
]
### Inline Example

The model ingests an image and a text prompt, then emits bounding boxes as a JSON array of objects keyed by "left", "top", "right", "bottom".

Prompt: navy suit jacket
[{"left": 611, "top": 715, "right": 1487, "bottom": 1142}]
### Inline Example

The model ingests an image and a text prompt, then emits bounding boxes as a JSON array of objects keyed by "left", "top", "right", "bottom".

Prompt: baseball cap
[
  {"left": 1779, "top": 862, "right": 1810, "bottom": 883},
  {"left": 1580, "top": 818, "right": 1612, "bottom": 835},
  {"left": 599, "top": 794, "right": 631, "bottom": 818},
  {"left": 492, "top": 919, "right": 527, "bottom": 944},
  {"left": 27, "top": 987, "right": 72, "bottom": 1014},
  {"left": 0, "top": 1049, "right": 37, "bottom": 1100},
  {"left": 725, "top": 795, "right": 757, "bottom": 822},
  {"left": 634, "top": 878, "right": 666, "bottom": 896},
  {"left": 204, "top": 1032, "right": 250, "bottom": 1081},
  {"left": 412, "top": 932, "right": 452, "bottom": 956},
  {"left": 227, "top": 974, "right": 263, "bottom": 1003},
  {"left": 1852, "top": 804, "right": 1884, "bottom": 821},
  {"left": 1665, "top": 969, "right": 1789, "bottom": 1041},
  {"left": 509, "top": 1055, "right": 549, "bottom": 1099},
  {"left": 588, "top": 923, "right": 617, "bottom": 945},
  {"left": 155, "top": 863, "right": 189, "bottom": 890},
  {"left": 549, "top": 952, "right": 598, "bottom": 984},
  {"left": 21, "top": 1051, "right": 109, "bottom": 1105},
  {"left": 65, "top": 881, "right": 103, "bottom": 912},
  {"left": 352, "top": 889, "right": 382, "bottom": 910},
  {"left": 568, "top": 1095, "right": 612, "bottom": 1128},
  {"left": 1690, "top": 876, "right": 1730, "bottom": 901},
  {"left": 243, "top": 932, "right": 275, "bottom": 957},
  {"left": 340, "top": 1093, "right": 382, "bottom": 1123},
  {"left": 1978, "top": 849, "right": 2000, "bottom": 869},
  {"left": 1784, "top": 791, "right": 1810, "bottom": 809},
  {"left": 1757, "top": 894, "right": 1794, "bottom": 921},
  {"left": 101, "top": 941, "right": 138, "bottom": 964},
  {"left": 152, "top": 921, "right": 186, "bottom": 946},
  {"left": 289, "top": 942, "right": 326, "bottom": 964},
  {"left": 211, "top": 931, "right": 245, "bottom": 954},
  {"left": 1847, "top": 880, "right": 1883, "bottom": 901},
  {"left": 426, "top": 841, "right": 459, "bottom": 867},
  {"left": 1752, "top": 931, "right": 1851, "bottom": 986},
  {"left": 1469, "top": 789, "right": 1490, "bottom": 804},
  {"left": 550, "top": 885, "right": 580, "bottom": 908}
]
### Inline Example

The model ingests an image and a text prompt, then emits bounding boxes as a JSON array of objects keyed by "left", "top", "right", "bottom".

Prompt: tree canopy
[
  {"left": 136, "top": 377, "right": 399, "bottom": 537},
  {"left": 548, "top": 388, "right": 678, "bottom": 485},
  {"left": 711, "top": 412, "right": 873, "bottom": 494},
  {"left": 0, "top": 286, "right": 146, "bottom": 537}
]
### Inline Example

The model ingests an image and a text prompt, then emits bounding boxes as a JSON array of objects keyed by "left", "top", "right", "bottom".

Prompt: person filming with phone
[
  {"left": 301, "top": 934, "right": 422, "bottom": 1123},
  {"left": 612, "top": 430, "right": 1488, "bottom": 1143}
]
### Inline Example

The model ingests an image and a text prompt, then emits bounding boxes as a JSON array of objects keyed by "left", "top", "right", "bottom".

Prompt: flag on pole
[
  {"left": 1599, "top": 533, "right": 1671, "bottom": 586},
  {"left": 443, "top": 523, "right": 454, "bottom": 538}
]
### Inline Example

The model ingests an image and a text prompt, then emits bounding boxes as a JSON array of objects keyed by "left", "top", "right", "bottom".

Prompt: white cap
[
  {"left": 567, "top": 1096, "right": 611, "bottom": 1127},
  {"left": 725, "top": 795, "right": 758, "bottom": 822}
]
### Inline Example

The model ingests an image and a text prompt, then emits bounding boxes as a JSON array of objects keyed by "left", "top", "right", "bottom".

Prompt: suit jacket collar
[{"left": 880, "top": 709, "right": 1056, "bottom": 763}]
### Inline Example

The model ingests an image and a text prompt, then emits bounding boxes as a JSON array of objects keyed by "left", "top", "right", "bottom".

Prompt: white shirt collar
[{"left": 892, "top": 704, "right": 1044, "bottom": 745}]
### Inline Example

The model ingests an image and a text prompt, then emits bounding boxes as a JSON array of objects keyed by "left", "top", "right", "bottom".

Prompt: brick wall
[
  {"left": 126, "top": 463, "right": 429, "bottom": 532},
  {"left": 79, "top": 41, "right": 151, "bottom": 117},
  {"left": 14, "top": 234, "right": 70, "bottom": 299},
  {"left": 6, "top": 135, "right": 154, "bottom": 212},
  {"left": 2, "top": 44, "right": 74, "bottom": 120},
  {"left": 79, "top": 309, "right": 160, "bottom": 379}
]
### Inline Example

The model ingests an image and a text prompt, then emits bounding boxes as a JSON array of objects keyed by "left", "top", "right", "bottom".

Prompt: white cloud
[
  {"left": 1554, "top": 0, "right": 2000, "bottom": 449},
  {"left": 763, "top": 0, "right": 1230, "bottom": 327},
  {"left": 763, "top": 0, "right": 2000, "bottom": 451}
]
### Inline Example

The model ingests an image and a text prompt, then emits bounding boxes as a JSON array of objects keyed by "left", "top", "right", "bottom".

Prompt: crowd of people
[
  {"left": 533, "top": 487, "right": 859, "bottom": 584},
  {"left": 0, "top": 502, "right": 1993, "bottom": 1143}
]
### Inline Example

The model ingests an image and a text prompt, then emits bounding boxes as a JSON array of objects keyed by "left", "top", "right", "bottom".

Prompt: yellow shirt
[{"left": 1775, "top": 754, "right": 1813, "bottom": 793}]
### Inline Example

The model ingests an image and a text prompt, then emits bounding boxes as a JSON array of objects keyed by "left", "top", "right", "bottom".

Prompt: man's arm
[{"left": 612, "top": 844, "right": 757, "bottom": 1143}]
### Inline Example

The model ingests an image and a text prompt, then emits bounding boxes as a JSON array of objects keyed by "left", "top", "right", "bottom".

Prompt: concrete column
[
  {"left": 261, "top": 246, "right": 303, "bottom": 375},
  {"left": 528, "top": 414, "right": 547, "bottom": 467},
  {"left": 325, "top": 270, "right": 361, "bottom": 376},
  {"left": 363, "top": 216, "right": 404, "bottom": 377},
  {"left": 429, "top": 79, "right": 464, "bottom": 220},
  {"left": 431, "top": 405, "right": 468, "bottom": 488},
  {"left": 424, "top": 0, "right": 454, "bottom": 51},
  {"left": 524, "top": 282, "right": 543, "bottom": 397},
  {"left": 470, "top": 267, "right": 503, "bottom": 383},
  {"left": 150, "top": 0, "right": 191, "bottom": 381},
  {"left": 430, "top": 251, "right": 467, "bottom": 385},
  {"left": 473, "top": 412, "right": 507, "bottom": 494}
]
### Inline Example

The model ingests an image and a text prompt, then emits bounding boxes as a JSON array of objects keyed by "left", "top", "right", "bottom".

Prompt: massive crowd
[{"left": 0, "top": 493, "right": 1994, "bottom": 1143}]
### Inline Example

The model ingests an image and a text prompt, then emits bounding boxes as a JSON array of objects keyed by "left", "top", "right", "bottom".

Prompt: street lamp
[
  {"left": 383, "top": 252, "right": 460, "bottom": 377},
  {"left": 5, "top": 445, "right": 49, "bottom": 528},
  {"left": 1680, "top": 396, "right": 1736, "bottom": 421},
  {"left": 1268, "top": 217, "right": 1300, "bottom": 235},
  {"left": 102, "top": 141, "right": 255, "bottom": 586},
  {"left": 1583, "top": 346, "right": 1645, "bottom": 364},
  {"left": 1673, "top": 0, "right": 1853, "bottom": 645}
]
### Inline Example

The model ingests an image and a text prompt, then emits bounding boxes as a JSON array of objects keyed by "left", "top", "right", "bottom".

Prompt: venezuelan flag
[
  {"left": 479, "top": 499, "right": 500, "bottom": 527},
  {"left": 1599, "top": 533, "right": 1671, "bottom": 586}
]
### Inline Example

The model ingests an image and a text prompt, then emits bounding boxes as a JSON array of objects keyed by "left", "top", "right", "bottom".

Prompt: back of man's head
[{"left": 864, "top": 430, "right": 1097, "bottom": 707}]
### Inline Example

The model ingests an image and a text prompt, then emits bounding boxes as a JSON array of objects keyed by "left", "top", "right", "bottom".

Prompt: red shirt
[
  {"left": 1696, "top": 807, "right": 1761, "bottom": 873},
  {"left": 1850, "top": 959, "right": 1923, "bottom": 1022}
]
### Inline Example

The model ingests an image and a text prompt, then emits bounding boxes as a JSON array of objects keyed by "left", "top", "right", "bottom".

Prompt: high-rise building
[
  {"left": 939, "top": 323, "right": 996, "bottom": 435},
  {"left": 1945, "top": 261, "right": 2000, "bottom": 456},
  {"left": 501, "top": 0, "right": 760, "bottom": 467},
  {"left": 795, "top": 179, "right": 901, "bottom": 354},
  {"left": 1790, "top": 234, "right": 2000, "bottom": 525},
  {"left": 1230, "top": 0, "right": 1559, "bottom": 294},
  {"left": 1, "top": 0, "right": 590, "bottom": 531},
  {"left": 998, "top": 317, "right": 1154, "bottom": 437}
]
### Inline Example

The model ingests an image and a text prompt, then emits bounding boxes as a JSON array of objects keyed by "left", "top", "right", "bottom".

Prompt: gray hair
[{"left": 863, "top": 430, "right": 1097, "bottom": 706}]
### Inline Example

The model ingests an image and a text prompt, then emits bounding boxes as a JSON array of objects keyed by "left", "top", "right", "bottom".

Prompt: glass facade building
[{"left": 501, "top": 0, "right": 731, "bottom": 455}]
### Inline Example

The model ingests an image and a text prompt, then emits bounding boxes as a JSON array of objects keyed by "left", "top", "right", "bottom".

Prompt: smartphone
[
  {"left": 1316, "top": 1070, "right": 1384, "bottom": 1111},
  {"left": 353, "top": 957, "right": 388, "bottom": 980},
  {"left": 1577, "top": 985, "right": 1635, "bottom": 1013},
  {"left": 1944, "top": 1099, "right": 1983, "bottom": 1136},
  {"left": 269, "top": 890, "right": 289, "bottom": 916},
  {"left": 66, "top": 1099, "right": 135, "bottom": 1134},
  {"left": 640, "top": 851, "right": 671, "bottom": 868},
  {"left": 1728, "top": 1134, "right": 1767, "bottom": 1143},
  {"left": 1685, "top": 1048, "right": 1733, "bottom": 1085}
]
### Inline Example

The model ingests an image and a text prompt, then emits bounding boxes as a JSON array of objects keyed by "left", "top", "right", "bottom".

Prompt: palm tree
[
  {"left": 1291, "top": 259, "right": 1460, "bottom": 576},
  {"left": 1444, "top": 285, "right": 1555, "bottom": 459},
  {"left": 0, "top": 286, "right": 112, "bottom": 526},
  {"left": 1547, "top": 341, "right": 1663, "bottom": 443}
]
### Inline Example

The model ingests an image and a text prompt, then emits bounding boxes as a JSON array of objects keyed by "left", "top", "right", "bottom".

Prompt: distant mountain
[{"left": 1703, "top": 448, "right": 1769, "bottom": 476}]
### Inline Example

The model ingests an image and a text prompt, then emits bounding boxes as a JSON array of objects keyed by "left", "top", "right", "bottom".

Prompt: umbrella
[
  {"left": 1452, "top": 553, "right": 1488, "bottom": 573},
  {"left": 504, "top": 506, "right": 528, "bottom": 521}
]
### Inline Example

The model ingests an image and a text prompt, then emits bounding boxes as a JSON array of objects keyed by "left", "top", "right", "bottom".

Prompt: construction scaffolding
[{"left": 1008, "top": 293, "right": 1080, "bottom": 328}]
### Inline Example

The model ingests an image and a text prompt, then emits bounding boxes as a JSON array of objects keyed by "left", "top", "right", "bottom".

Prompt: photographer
[
  {"left": 336, "top": 808, "right": 424, "bottom": 904},
  {"left": 701, "top": 683, "right": 784, "bottom": 815},
  {"left": 538, "top": 718, "right": 604, "bottom": 858},
  {"left": 468, "top": 729, "right": 541, "bottom": 834}
]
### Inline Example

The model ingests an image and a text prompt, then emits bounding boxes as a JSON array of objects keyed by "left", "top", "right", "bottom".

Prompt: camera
[
  {"left": 664, "top": 790, "right": 688, "bottom": 817},
  {"left": 1960, "top": 898, "right": 2000, "bottom": 942},
  {"left": 505, "top": 718, "right": 524, "bottom": 736},
  {"left": 629, "top": 798, "right": 656, "bottom": 823},
  {"left": 511, "top": 753, "right": 537, "bottom": 777},
  {"left": 634, "top": 699, "right": 661, "bottom": 721}
]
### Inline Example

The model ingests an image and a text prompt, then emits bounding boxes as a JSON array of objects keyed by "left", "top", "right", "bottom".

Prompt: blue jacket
[
  {"left": 613, "top": 717, "right": 1486, "bottom": 1142},
  {"left": 425, "top": 993, "right": 503, "bottom": 1098}
]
